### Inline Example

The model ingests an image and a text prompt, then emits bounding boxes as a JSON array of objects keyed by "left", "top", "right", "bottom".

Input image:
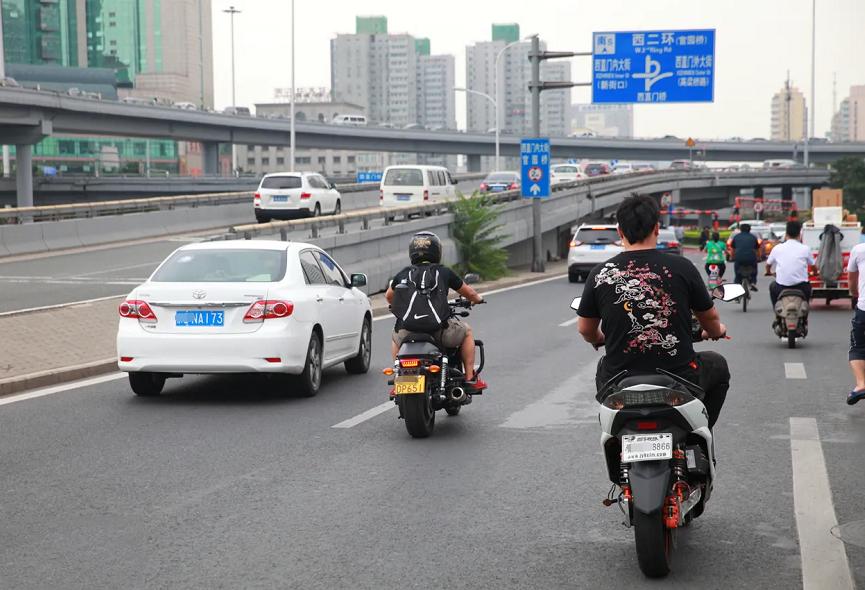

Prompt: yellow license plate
[{"left": 394, "top": 375, "right": 426, "bottom": 395}]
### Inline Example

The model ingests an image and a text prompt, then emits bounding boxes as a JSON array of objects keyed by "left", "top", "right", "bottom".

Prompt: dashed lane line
[
  {"left": 789, "top": 417, "right": 854, "bottom": 590},
  {"left": 785, "top": 362, "right": 807, "bottom": 379},
  {"left": 331, "top": 401, "right": 395, "bottom": 428},
  {"left": 0, "top": 373, "right": 125, "bottom": 407}
]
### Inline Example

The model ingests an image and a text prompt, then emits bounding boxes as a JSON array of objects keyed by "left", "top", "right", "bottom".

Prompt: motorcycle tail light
[
  {"left": 602, "top": 389, "right": 695, "bottom": 409},
  {"left": 399, "top": 358, "right": 420, "bottom": 368}
]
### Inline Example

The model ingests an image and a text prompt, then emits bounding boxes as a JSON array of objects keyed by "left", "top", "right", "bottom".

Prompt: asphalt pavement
[
  {"left": 0, "top": 181, "right": 482, "bottom": 312},
  {"left": 1, "top": 253, "right": 862, "bottom": 589}
]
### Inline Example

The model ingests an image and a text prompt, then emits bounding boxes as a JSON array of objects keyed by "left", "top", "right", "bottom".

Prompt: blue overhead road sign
[
  {"left": 592, "top": 29, "right": 715, "bottom": 104},
  {"left": 356, "top": 171, "right": 382, "bottom": 183},
  {"left": 520, "top": 138, "right": 550, "bottom": 199}
]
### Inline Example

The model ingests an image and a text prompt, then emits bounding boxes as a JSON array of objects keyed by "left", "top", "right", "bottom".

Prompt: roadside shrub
[{"left": 449, "top": 191, "right": 508, "bottom": 280}]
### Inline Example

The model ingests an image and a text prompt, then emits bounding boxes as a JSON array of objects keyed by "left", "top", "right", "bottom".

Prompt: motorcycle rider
[
  {"left": 576, "top": 194, "right": 730, "bottom": 427},
  {"left": 386, "top": 231, "right": 487, "bottom": 391},
  {"left": 705, "top": 231, "right": 727, "bottom": 284},
  {"left": 765, "top": 220, "right": 812, "bottom": 309},
  {"left": 731, "top": 223, "right": 760, "bottom": 291}
]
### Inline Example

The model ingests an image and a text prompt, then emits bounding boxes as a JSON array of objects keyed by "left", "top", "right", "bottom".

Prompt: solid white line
[
  {"left": 0, "top": 294, "right": 125, "bottom": 317},
  {"left": 789, "top": 417, "right": 854, "bottom": 590},
  {"left": 72, "top": 261, "right": 160, "bottom": 277},
  {"left": 785, "top": 362, "right": 807, "bottom": 380},
  {"left": 559, "top": 317, "right": 579, "bottom": 327},
  {"left": 331, "top": 401, "right": 395, "bottom": 428},
  {"left": 0, "top": 372, "right": 125, "bottom": 407}
]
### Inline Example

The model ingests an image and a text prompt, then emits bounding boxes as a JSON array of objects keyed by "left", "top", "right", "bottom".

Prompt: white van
[
  {"left": 332, "top": 114, "right": 367, "bottom": 126},
  {"left": 379, "top": 165, "right": 457, "bottom": 207}
]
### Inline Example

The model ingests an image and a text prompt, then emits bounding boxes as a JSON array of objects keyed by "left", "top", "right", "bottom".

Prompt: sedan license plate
[
  {"left": 394, "top": 375, "right": 425, "bottom": 395},
  {"left": 590, "top": 244, "right": 606, "bottom": 250},
  {"left": 271, "top": 195, "right": 288, "bottom": 202},
  {"left": 621, "top": 433, "right": 673, "bottom": 463},
  {"left": 175, "top": 310, "right": 224, "bottom": 327},
  {"left": 491, "top": 186, "right": 505, "bottom": 192}
]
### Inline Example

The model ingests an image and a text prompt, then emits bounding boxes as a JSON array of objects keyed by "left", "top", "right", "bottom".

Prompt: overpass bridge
[{"left": 0, "top": 86, "right": 852, "bottom": 207}]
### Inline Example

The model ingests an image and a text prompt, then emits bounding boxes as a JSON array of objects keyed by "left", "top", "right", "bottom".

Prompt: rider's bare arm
[
  {"left": 851, "top": 270, "right": 860, "bottom": 299},
  {"left": 578, "top": 316, "right": 605, "bottom": 346},
  {"left": 695, "top": 307, "right": 727, "bottom": 340},
  {"left": 457, "top": 283, "right": 483, "bottom": 305},
  {"left": 385, "top": 285, "right": 395, "bottom": 304}
]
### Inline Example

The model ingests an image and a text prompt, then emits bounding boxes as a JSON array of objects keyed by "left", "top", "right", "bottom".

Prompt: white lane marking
[
  {"left": 500, "top": 363, "right": 598, "bottom": 429},
  {"left": 331, "top": 401, "right": 395, "bottom": 428},
  {"left": 789, "top": 417, "right": 854, "bottom": 590},
  {"left": 72, "top": 261, "right": 160, "bottom": 277},
  {"left": 0, "top": 373, "right": 125, "bottom": 407},
  {"left": 0, "top": 294, "right": 125, "bottom": 317},
  {"left": 785, "top": 362, "right": 807, "bottom": 380},
  {"left": 559, "top": 317, "right": 579, "bottom": 327}
]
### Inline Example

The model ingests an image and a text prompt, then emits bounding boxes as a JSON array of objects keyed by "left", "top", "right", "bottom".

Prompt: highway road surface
[{"left": 0, "top": 255, "right": 862, "bottom": 588}]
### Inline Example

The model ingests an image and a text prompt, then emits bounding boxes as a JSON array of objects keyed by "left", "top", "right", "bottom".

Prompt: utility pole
[
  {"left": 198, "top": 0, "right": 206, "bottom": 109},
  {"left": 289, "top": 0, "right": 295, "bottom": 172},
  {"left": 0, "top": 6, "right": 9, "bottom": 178},
  {"left": 527, "top": 36, "right": 592, "bottom": 273},
  {"left": 223, "top": 5, "right": 241, "bottom": 176},
  {"left": 804, "top": 0, "right": 815, "bottom": 168},
  {"left": 785, "top": 71, "right": 792, "bottom": 142}
]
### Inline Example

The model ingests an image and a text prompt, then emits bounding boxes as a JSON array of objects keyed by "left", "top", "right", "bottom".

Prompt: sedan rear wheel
[
  {"left": 345, "top": 318, "right": 371, "bottom": 374},
  {"left": 296, "top": 332, "right": 322, "bottom": 397},
  {"left": 333, "top": 200, "right": 342, "bottom": 216},
  {"left": 129, "top": 372, "right": 166, "bottom": 396}
]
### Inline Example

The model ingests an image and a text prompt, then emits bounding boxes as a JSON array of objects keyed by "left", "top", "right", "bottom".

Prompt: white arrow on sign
[{"left": 530, "top": 184, "right": 541, "bottom": 195}]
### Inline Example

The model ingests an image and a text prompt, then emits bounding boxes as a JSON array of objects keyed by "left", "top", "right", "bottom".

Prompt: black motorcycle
[{"left": 386, "top": 298, "right": 485, "bottom": 438}]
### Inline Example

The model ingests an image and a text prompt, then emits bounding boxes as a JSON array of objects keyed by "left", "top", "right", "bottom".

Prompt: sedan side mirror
[
  {"left": 571, "top": 297, "right": 581, "bottom": 311},
  {"left": 351, "top": 273, "right": 368, "bottom": 288},
  {"left": 463, "top": 273, "right": 480, "bottom": 285},
  {"left": 711, "top": 283, "right": 746, "bottom": 301}
]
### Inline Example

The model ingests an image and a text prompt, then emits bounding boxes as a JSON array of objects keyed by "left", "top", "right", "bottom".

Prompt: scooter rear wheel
[
  {"left": 633, "top": 511, "right": 672, "bottom": 578},
  {"left": 788, "top": 334, "right": 796, "bottom": 349}
]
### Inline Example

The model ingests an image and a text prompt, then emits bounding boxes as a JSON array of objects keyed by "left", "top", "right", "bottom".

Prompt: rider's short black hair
[
  {"left": 786, "top": 220, "right": 802, "bottom": 238},
  {"left": 712, "top": 231, "right": 721, "bottom": 241},
  {"left": 740, "top": 223, "right": 751, "bottom": 232},
  {"left": 615, "top": 194, "right": 659, "bottom": 244}
]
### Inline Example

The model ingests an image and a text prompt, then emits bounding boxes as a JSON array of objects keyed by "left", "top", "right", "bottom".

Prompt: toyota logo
[{"left": 192, "top": 290, "right": 207, "bottom": 300}]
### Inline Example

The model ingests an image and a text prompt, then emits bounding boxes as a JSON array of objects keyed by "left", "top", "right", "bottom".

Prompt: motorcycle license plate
[
  {"left": 621, "top": 433, "right": 673, "bottom": 463},
  {"left": 394, "top": 375, "right": 425, "bottom": 395}
]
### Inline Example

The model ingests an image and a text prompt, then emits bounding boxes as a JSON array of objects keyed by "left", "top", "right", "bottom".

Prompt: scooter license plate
[
  {"left": 394, "top": 375, "right": 425, "bottom": 395},
  {"left": 621, "top": 433, "right": 673, "bottom": 463}
]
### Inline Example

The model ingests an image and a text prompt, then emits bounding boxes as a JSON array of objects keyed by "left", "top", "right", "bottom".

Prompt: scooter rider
[
  {"left": 731, "top": 223, "right": 760, "bottom": 291},
  {"left": 386, "top": 231, "right": 487, "bottom": 391},
  {"left": 576, "top": 194, "right": 731, "bottom": 427},
  {"left": 765, "top": 220, "right": 813, "bottom": 308}
]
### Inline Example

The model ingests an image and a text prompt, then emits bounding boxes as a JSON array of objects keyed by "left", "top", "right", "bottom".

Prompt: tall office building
[
  {"left": 571, "top": 103, "right": 634, "bottom": 137},
  {"left": 770, "top": 80, "right": 807, "bottom": 141},
  {"left": 331, "top": 16, "right": 417, "bottom": 127},
  {"left": 831, "top": 85, "right": 865, "bottom": 142},
  {"left": 539, "top": 61, "right": 570, "bottom": 138},
  {"left": 416, "top": 51, "right": 456, "bottom": 130},
  {"left": 1, "top": 0, "right": 82, "bottom": 67}
]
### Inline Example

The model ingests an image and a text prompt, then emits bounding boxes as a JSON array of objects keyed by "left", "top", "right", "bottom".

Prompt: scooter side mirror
[
  {"left": 464, "top": 273, "right": 480, "bottom": 285},
  {"left": 712, "top": 283, "right": 746, "bottom": 302},
  {"left": 570, "top": 297, "right": 582, "bottom": 311}
]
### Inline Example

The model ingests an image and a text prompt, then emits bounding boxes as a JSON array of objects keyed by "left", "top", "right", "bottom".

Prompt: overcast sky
[{"left": 210, "top": 0, "right": 864, "bottom": 139}]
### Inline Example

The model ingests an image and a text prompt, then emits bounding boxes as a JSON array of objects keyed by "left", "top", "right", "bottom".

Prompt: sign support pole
[{"left": 530, "top": 36, "right": 544, "bottom": 273}]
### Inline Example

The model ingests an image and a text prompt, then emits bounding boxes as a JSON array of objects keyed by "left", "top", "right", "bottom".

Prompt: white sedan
[
  {"left": 117, "top": 240, "right": 372, "bottom": 397},
  {"left": 254, "top": 172, "right": 342, "bottom": 223},
  {"left": 550, "top": 164, "right": 586, "bottom": 185}
]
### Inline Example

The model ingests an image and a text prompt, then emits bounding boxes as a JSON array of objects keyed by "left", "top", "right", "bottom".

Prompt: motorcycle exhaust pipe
[{"left": 449, "top": 386, "right": 467, "bottom": 403}]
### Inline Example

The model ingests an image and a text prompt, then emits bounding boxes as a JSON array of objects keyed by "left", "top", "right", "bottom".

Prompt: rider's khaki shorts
[{"left": 392, "top": 318, "right": 469, "bottom": 349}]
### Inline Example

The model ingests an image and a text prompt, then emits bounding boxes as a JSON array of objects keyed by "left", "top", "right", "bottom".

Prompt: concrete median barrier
[
  {"left": 0, "top": 223, "right": 48, "bottom": 255},
  {"left": 40, "top": 219, "right": 85, "bottom": 251}
]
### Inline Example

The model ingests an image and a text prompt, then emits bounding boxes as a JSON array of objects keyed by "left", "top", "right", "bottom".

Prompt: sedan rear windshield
[
  {"left": 261, "top": 176, "right": 302, "bottom": 190},
  {"left": 485, "top": 173, "right": 517, "bottom": 183},
  {"left": 584, "top": 164, "right": 606, "bottom": 174},
  {"left": 554, "top": 166, "right": 579, "bottom": 174},
  {"left": 152, "top": 249, "right": 287, "bottom": 283},
  {"left": 384, "top": 168, "right": 423, "bottom": 186},
  {"left": 575, "top": 229, "right": 619, "bottom": 244}
]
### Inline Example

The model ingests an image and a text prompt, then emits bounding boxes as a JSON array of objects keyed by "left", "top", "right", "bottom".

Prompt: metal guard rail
[
  {"left": 0, "top": 173, "right": 487, "bottom": 223},
  {"left": 227, "top": 169, "right": 830, "bottom": 241}
]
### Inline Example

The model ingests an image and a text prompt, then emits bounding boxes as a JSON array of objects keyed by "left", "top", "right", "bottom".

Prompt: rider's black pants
[{"left": 595, "top": 352, "right": 730, "bottom": 428}]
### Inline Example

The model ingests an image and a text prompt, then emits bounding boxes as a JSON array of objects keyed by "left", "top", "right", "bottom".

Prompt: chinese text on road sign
[
  {"left": 592, "top": 29, "right": 715, "bottom": 104},
  {"left": 355, "top": 171, "right": 382, "bottom": 183},
  {"left": 520, "top": 138, "right": 550, "bottom": 199}
]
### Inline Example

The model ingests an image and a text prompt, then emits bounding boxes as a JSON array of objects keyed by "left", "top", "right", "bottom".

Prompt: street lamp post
[
  {"left": 493, "top": 36, "right": 534, "bottom": 172},
  {"left": 804, "top": 0, "right": 815, "bottom": 168},
  {"left": 223, "top": 5, "right": 241, "bottom": 176},
  {"left": 455, "top": 87, "right": 496, "bottom": 164},
  {"left": 289, "top": 0, "right": 295, "bottom": 172},
  {"left": 0, "top": 6, "right": 9, "bottom": 178}
]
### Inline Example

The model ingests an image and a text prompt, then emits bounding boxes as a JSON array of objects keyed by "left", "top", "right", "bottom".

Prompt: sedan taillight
[
  {"left": 253, "top": 192, "right": 261, "bottom": 208},
  {"left": 479, "top": 183, "right": 488, "bottom": 191},
  {"left": 300, "top": 192, "right": 312, "bottom": 200},
  {"left": 569, "top": 240, "right": 583, "bottom": 248},
  {"left": 243, "top": 300, "right": 294, "bottom": 323},
  {"left": 508, "top": 182, "right": 519, "bottom": 190},
  {"left": 119, "top": 299, "right": 157, "bottom": 323}
]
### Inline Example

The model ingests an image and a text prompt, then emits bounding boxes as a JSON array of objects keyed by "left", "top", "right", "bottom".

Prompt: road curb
[{"left": 0, "top": 358, "right": 118, "bottom": 397}]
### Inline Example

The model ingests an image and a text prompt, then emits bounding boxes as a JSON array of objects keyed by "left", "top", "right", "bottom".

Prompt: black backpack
[{"left": 391, "top": 265, "right": 451, "bottom": 333}]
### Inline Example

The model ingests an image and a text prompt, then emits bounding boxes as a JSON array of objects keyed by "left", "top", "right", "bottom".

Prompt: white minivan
[
  {"left": 379, "top": 165, "right": 457, "bottom": 207},
  {"left": 332, "top": 114, "right": 367, "bottom": 126}
]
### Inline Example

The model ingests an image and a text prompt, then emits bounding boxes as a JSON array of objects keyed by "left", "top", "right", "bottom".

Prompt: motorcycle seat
[
  {"left": 403, "top": 332, "right": 438, "bottom": 345},
  {"left": 778, "top": 289, "right": 807, "bottom": 299},
  {"left": 617, "top": 374, "right": 682, "bottom": 390}
]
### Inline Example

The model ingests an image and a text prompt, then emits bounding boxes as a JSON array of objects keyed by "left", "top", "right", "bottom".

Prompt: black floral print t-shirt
[{"left": 578, "top": 249, "right": 713, "bottom": 374}]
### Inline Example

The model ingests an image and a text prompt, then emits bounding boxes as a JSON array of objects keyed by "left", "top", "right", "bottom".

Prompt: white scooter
[{"left": 570, "top": 283, "right": 744, "bottom": 578}]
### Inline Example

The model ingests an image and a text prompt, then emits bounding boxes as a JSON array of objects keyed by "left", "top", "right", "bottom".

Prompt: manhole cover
[{"left": 831, "top": 520, "right": 865, "bottom": 548}]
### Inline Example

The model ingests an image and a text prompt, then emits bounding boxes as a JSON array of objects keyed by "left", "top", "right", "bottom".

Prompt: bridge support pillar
[
  {"left": 203, "top": 142, "right": 220, "bottom": 176},
  {"left": 466, "top": 154, "right": 482, "bottom": 173},
  {"left": 15, "top": 143, "right": 33, "bottom": 208}
]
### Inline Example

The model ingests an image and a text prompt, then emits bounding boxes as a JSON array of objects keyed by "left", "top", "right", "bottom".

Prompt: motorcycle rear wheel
[
  {"left": 400, "top": 393, "right": 435, "bottom": 438},
  {"left": 633, "top": 511, "right": 672, "bottom": 578}
]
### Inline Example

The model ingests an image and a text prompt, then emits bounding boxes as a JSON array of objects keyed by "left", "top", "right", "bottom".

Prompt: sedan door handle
[{"left": 315, "top": 295, "right": 324, "bottom": 303}]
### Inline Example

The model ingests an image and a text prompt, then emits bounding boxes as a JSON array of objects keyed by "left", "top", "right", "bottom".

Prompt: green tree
[
  {"left": 449, "top": 192, "right": 508, "bottom": 280},
  {"left": 829, "top": 156, "right": 865, "bottom": 215}
]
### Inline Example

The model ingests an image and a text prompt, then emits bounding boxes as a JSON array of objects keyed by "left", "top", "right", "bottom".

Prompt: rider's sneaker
[
  {"left": 465, "top": 377, "right": 488, "bottom": 392},
  {"left": 750, "top": 284, "right": 759, "bottom": 292},
  {"left": 847, "top": 390, "right": 865, "bottom": 405}
]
